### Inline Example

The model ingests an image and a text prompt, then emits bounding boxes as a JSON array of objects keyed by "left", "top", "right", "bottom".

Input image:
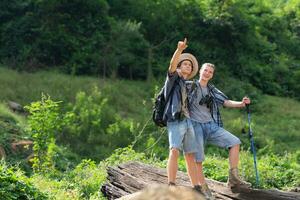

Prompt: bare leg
[
  {"left": 167, "top": 148, "right": 180, "bottom": 184},
  {"left": 184, "top": 153, "right": 199, "bottom": 186},
  {"left": 196, "top": 162, "right": 206, "bottom": 185},
  {"left": 229, "top": 144, "right": 239, "bottom": 169}
]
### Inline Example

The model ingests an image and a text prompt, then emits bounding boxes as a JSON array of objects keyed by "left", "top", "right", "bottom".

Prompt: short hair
[{"left": 201, "top": 63, "right": 215, "bottom": 70}]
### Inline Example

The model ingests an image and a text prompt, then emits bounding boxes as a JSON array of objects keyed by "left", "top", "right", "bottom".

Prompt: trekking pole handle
[{"left": 246, "top": 103, "right": 250, "bottom": 113}]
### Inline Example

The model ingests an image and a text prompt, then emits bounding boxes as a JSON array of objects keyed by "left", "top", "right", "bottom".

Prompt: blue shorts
[
  {"left": 192, "top": 121, "right": 241, "bottom": 162},
  {"left": 167, "top": 118, "right": 197, "bottom": 154}
]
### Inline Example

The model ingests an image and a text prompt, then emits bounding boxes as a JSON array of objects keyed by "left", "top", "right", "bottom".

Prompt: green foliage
[
  {"left": 240, "top": 151, "right": 300, "bottom": 189},
  {"left": 105, "top": 145, "right": 146, "bottom": 166},
  {"left": 253, "top": 95, "right": 300, "bottom": 153},
  {"left": 202, "top": 155, "right": 229, "bottom": 182},
  {"left": 0, "top": 161, "right": 47, "bottom": 200},
  {"left": 213, "top": 76, "right": 263, "bottom": 107},
  {"left": 25, "top": 94, "right": 62, "bottom": 173},
  {"left": 0, "top": 103, "right": 26, "bottom": 127},
  {"left": 1, "top": 68, "right": 300, "bottom": 192},
  {"left": 65, "top": 159, "right": 106, "bottom": 199},
  {"left": 174, "top": 151, "right": 300, "bottom": 190},
  {"left": 0, "top": 0, "right": 111, "bottom": 71},
  {"left": 96, "top": 19, "right": 148, "bottom": 79},
  {"left": 31, "top": 146, "right": 163, "bottom": 200},
  {"left": 0, "top": 103, "right": 33, "bottom": 172},
  {"left": 1, "top": 0, "right": 300, "bottom": 98},
  {"left": 51, "top": 145, "right": 81, "bottom": 172},
  {"left": 61, "top": 86, "right": 137, "bottom": 160}
]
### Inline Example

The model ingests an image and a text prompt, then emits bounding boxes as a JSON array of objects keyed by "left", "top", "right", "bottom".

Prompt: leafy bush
[
  {"left": 0, "top": 161, "right": 47, "bottom": 200},
  {"left": 60, "top": 87, "right": 137, "bottom": 160},
  {"left": 51, "top": 145, "right": 81, "bottom": 172},
  {"left": 64, "top": 159, "right": 107, "bottom": 199},
  {"left": 32, "top": 146, "right": 162, "bottom": 200},
  {"left": 25, "top": 94, "right": 62, "bottom": 173},
  {"left": 241, "top": 151, "right": 300, "bottom": 189}
]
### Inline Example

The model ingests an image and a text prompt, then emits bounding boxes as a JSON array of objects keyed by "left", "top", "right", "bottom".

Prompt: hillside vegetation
[{"left": 0, "top": 69, "right": 299, "bottom": 199}]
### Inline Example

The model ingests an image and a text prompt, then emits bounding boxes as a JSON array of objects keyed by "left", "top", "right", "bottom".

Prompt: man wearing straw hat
[{"left": 163, "top": 38, "right": 202, "bottom": 192}]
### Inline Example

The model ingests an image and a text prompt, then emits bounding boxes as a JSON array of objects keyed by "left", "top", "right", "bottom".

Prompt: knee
[
  {"left": 169, "top": 148, "right": 180, "bottom": 158},
  {"left": 229, "top": 144, "right": 240, "bottom": 152},
  {"left": 232, "top": 144, "right": 240, "bottom": 149},
  {"left": 184, "top": 153, "right": 195, "bottom": 161},
  {"left": 196, "top": 162, "right": 203, "bottom": 171}
]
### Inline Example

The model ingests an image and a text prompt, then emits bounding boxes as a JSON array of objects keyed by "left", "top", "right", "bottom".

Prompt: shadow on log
[{"left": 101, "top": 161, "right": 300, "bottom": 200}]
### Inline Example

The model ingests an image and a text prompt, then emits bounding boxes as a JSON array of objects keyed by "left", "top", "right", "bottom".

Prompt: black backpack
[{"left": 152, "top": 82, "right": 176, "bottom": 127}]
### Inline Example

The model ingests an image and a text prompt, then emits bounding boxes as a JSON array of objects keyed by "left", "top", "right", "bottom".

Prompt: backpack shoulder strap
[{"left": 164, "top": 76, "right": 180, "bottom": 105}]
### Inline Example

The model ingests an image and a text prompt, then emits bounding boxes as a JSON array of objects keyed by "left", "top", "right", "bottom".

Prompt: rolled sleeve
[{"left": 212, "top": 87, "right": 229, "bottom": 107}]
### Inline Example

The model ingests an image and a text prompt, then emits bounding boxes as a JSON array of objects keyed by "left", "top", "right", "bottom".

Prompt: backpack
[{"left": 152, "top": 81, "right": 177, "bottom": 127}]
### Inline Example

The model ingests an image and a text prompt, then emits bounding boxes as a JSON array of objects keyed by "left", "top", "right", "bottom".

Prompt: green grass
[
  {"left": 220, "top": 95, "right": 300, "bottom": 154},
  {"left": 0, "top": 103, "right": 26, "bottom": 127},
  {"left": 0, "top": 102, "right": 27, "bottom": 150},
  {"left": 30, "top": 146, "right": 163, "bottom": 200},
  {"left": 254, "top": 95, "right": 300, "bottom": 153},
  {"left": 0, "top": 67, "right": 103, "bottom": 105},
  {"left": 0, "top": 67, "right": 154, "bottom": 119}
]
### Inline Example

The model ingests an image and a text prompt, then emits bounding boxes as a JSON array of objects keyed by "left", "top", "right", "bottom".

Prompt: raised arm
[
  {"left": 223, "top": 96, "right": 251, "bottom": 108},
  {"left": 169, "top": 38, "right": 188, "bottom": 73}
]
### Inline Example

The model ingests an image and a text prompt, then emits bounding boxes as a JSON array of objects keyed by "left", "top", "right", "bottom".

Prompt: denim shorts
[
  {"left": 192, "top": 121, "right": 241, "bottom": 162},
  {"left": 167, "top": 118, "right": 197, "bottom": 154}
]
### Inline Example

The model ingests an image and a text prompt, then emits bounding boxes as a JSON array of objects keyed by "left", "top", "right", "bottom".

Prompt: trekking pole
[{"left": 246, "top": 104, "right": 260, "bottom": 186}]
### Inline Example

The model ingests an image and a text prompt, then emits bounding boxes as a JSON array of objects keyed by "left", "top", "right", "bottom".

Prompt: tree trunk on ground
[{"left": 101, "top": 161, "right": 300, "bottom": 200}]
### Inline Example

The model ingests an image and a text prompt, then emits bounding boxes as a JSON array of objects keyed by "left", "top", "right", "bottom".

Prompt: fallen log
[
  {"left": 101, "top": 161, "right": 300, "bottom": 200},
  {"left": 11, "top": 140, "right": 33, "bottom": 153}
]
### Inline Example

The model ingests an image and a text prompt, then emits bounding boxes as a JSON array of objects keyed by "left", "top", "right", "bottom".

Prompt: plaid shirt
[{"left": 186, "top": 81, "right": 229, "bottom": 127}]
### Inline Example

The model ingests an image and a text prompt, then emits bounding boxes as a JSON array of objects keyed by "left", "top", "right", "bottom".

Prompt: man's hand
[
  {"left": 242, "top": 96, "right": 251, "bottom": 105},
  {"left": 177, "top": 38, "right": 188, "bottom": 51},
  {"left": 169, "top": 38, "right": 188, "bottom": 72},
  {"left": 224, "top": 97, "right": 251, "bottom": 108}
]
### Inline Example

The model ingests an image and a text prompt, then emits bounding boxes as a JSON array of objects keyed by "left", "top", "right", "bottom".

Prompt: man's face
[
  {"left": 179, "top": 60, "right": 193, "bottom": 75},
  {"left": 200, "top": 65, "right": 214, "bottom": 81}
]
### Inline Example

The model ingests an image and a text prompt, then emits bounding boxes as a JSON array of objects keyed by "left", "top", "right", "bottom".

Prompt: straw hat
[{"left": 178, "top": 53, "right": 199, "bottom": 80}]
